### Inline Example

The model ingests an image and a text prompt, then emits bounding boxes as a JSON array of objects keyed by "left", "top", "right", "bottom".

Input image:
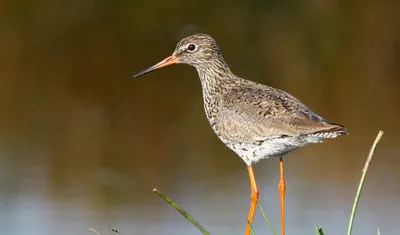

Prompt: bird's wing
[{"left": 216, "top": 84, "right": 344, "bottom": 142}]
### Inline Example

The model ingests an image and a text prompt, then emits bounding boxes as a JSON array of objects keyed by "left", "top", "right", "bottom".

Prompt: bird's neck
[{"left": 195, "top": 59, "right": 236, "bottom": 97}]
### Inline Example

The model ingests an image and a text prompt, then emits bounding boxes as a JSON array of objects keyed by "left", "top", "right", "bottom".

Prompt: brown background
[{"left": 0, "top": 0, "right": 399, "bottom": 234}]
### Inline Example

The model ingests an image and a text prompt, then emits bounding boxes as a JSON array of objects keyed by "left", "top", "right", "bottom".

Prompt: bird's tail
[{"left": 311, "top": 123, "right": 348, "bottom": 138}]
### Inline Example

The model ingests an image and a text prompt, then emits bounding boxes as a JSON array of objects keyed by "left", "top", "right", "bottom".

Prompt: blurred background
[{"left": 0, "top": 0, "right": 399, "bottom": 234}]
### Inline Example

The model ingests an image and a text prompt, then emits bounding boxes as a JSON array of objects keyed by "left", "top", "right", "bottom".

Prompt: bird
[{"left": 133, "top": 33, "right": 347, "bottom": 235}]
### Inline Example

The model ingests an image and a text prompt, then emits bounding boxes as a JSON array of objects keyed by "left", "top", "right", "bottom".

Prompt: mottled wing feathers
[{"left": 216, "top": 82, "right": 346, "bottom": 142}]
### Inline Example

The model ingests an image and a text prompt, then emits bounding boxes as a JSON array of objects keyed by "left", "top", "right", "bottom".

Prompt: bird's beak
[{"left": 133, "top": 55, "right": 178, "bottom": 78}]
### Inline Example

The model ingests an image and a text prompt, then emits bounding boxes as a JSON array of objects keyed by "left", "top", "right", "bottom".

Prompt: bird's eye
[{"left": 187, "top": 44, "right": 197, "bottom": 52}]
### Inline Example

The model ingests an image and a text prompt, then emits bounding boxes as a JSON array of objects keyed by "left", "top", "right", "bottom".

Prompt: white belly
[{"left": 224, "top": 135, "right": 324, "bottom": 166}]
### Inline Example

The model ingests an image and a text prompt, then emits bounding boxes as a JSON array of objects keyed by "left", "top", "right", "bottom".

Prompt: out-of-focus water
[{"left": 0, "top": 1, "right": 399, "bottom": 234}]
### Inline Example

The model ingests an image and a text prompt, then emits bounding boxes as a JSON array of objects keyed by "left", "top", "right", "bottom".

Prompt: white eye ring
[{"left": 187, "top": 43, "right": 197, "bottom": 52}]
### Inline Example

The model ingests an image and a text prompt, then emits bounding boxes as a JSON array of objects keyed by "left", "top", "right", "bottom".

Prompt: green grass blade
[
  {"left": 258, "top": 202, "right": 278, "bottom": 235},
  {"left": 153, "top": 188, "right": 211, "bottom": 235},
  {"left": 347, "top": 130, "right": 384, "bottom": 235},
  {"left": 315, "top": 226, "right": 325, "bottom": 235},
  {"left": 246, "top": 220, "right": 256, "bottom": 235}
]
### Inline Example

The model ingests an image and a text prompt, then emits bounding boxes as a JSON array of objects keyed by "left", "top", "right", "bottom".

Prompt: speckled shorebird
[{"left": 133, "top": 34, "right": 347, "bottom": 235}]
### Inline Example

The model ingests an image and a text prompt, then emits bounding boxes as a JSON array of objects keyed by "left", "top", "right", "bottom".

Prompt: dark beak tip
[{"left": 132, "top": 69, "right": 150, "bottom": 79}]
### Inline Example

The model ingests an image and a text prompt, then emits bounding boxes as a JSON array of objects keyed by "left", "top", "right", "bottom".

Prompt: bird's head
[{"left": 133, "top": 34, "right": 223, "bottom": 78}]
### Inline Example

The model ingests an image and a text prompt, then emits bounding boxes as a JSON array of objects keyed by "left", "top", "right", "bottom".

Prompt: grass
[
  {"left": 152, "top": 130, "right": 384, "bottom": 234},
  {"left": 153, "top": 188, "right": 211, "bottom": 235},
  {"left": 151, "top": 130, "right": 383, "bottom": 235},
  {"left": 316, "top": 226, "right": 325, "bottom": 235},
  {"left": 91, "top": 130, "right": 383, "bottom": 235},
  {"left": 89, "top": 225, "right": 120, "bottom": 235},
  {"left": 258, "top": 202, "right": 278, "bottom": 235},
  {"left": 347, "top": 130, "right": 383, "bottom": 235}
]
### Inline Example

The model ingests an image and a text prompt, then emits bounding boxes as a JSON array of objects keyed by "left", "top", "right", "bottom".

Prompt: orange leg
[
  {"left": 278, "top": 156, "right": 286, "bottom": 235},
  {"left": 245, "top": 166, "right": 259, "bottom": 235}
]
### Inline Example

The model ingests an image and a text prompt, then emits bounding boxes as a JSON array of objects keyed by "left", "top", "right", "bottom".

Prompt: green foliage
[
  {"left": 153, "top": 131, "right": 384, "bottom": 235},
  {"left": 316, "top": 226, "right": 325, "bottom": 235},
  {"left": 258, "top": 202, "right": 278, "bottom": 235},
  {"left": 153, "top": 188, "right": 211, "bottom": 235}
]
